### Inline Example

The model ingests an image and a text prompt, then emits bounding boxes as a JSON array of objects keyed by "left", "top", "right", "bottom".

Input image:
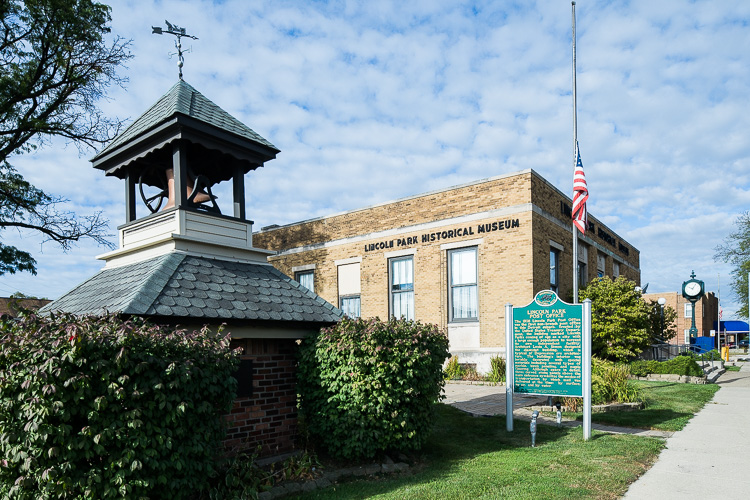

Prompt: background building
[
  {"left": 643, "top": 291, "right": 718, "bottom": 347},
  {"left": 254, "top": 169, "right": 640, "bottom": 372}
]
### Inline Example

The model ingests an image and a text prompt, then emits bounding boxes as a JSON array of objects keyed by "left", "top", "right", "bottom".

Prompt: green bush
[
  {"left": 591, "top": 358, "right": 641, "bottom": 405},
  {"left": 486, "top": 355, "right": 506, "bottom": 384},
  {"left": 297, "top": 317, "right": 449, "bottom": 460},
  {"left": 444, "top": 355, "right": 464, "bottom": 380},
  {"left": 0, "top": 312, "right": 239, "bottom": 499},
  {"left": 629, "top": 356, "right": 704, "bottom": 377},
  {"left": 686, "top": 349, "right": 721, "bottom": 361}
]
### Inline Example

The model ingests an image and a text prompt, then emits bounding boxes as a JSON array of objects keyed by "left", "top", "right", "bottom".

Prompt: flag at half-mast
[{"left": 572, "top": 142, "right": 588, "bottom": 234}]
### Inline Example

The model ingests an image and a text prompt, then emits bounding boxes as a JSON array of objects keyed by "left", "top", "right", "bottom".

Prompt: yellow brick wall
[{"left": 255, "top": 169, "right": 640, "bottom": 354}]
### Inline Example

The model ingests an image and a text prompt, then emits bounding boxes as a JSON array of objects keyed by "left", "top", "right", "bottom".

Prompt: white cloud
[{"left": 3, "top": 0, "right": 750, "bottom": 320}]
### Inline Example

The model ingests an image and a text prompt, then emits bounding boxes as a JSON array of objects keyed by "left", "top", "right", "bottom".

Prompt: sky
[{"left": 3, "top": 0, "right": 750, "bottom": 319}]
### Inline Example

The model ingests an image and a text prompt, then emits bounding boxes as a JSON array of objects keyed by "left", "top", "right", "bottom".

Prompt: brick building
[
  {"left": 254, "top": 169, "right": 641, "bottom": 373},
  {"left": 642, "top": 291, "right": 719, "bottom": 346}
]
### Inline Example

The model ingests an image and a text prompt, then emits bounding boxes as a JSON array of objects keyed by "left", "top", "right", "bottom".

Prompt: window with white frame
[
  {"left": 684, "top": 303, "right": 692, "bottom": 318},
  {"left": 613, "top": 261, "right": 620, "bottom": 278},
  {"left": 597, "top": 253, "right": 606, "bottom": 278},
  {"left": 389, "top": 256, "right": 414, "bottom": 320},
  {"left": 550, "top": 248, "right": 560, "bottom": 293},
  {"left": 295, "top": 270, "right": 314, "bottom": 292},
  {"left": 449, "top": 247, "right": 478, "bottom": 321},
  {"left": 338, "top": 262, "right": 361, "bottom": 318}
]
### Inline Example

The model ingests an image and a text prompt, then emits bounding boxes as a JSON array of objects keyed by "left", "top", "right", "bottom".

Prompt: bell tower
[{"left": 91, "top": 79, "right": 280, "bottom": 267}]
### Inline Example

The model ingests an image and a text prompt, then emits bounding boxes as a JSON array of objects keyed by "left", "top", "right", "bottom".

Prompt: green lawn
[
  {"left": 584, "top": 381, "right": 720, "bottom": 432},
  {"left": 288, "top": 404, "right": 664, "bottom": 500},
  {"left": 283, "top": 380, "right": 723, "bottom": 499}
]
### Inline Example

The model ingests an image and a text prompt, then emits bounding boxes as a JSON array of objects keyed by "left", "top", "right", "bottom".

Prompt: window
[
  {"left": 295, "top": 270, "right": 314, "bottom": 292},
  {"left": 390, "top": 256, "right": 414, "bottom": 320},
  {"left": 449, "top": 247, "right": 478, "bottom": 321},
  {"left": 578, "top": 245, "right": 588, "bottom": 286},
  {"left": 340, "top": 296, "right": 361, "bottom": 318},
  {"left": 613, "top": 261, "right": 620, "bottom": 278},
  {"left": 338, "top": 262, "right": 361, "bottom": 318},
  {"left": 550, "top": 249, "right": 560, "bottom": 292},
  {"left": 684, "top": 303, "right": 692, "bottom": 318},
  {"left": 684, "top": 330, "right": 690, "bottom": 343},
  {"left": 597, "top": 253, "right": 606, "bottom": 278}
]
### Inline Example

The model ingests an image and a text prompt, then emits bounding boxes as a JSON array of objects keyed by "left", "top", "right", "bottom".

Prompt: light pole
[
  {"left": 657, "top": 297, "right": 666, "bottom": 360},
  {"left": 658, "top": 297, "right": 666, "bottom": 338}
]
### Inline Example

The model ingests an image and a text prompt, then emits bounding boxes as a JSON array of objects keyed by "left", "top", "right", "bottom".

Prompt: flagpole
[{"left": 572, "top": 1, "right": 579, "bottom": 304}]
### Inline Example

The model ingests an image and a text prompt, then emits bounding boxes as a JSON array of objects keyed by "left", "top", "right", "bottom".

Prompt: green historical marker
[
  {"left": 505, "top": 290, "right": 592, "bottom": 440},
  {"left": 511, "top": 291, "right": 583, "bottom": 396}
]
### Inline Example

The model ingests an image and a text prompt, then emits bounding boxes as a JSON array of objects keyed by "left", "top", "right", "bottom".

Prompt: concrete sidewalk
[{"left": 623, "top": 363, "right": 750, "bottom": 500}]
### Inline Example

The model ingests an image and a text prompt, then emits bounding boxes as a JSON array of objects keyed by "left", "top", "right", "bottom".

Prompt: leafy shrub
[
  {"left": 592, "top": 359, "right": 640, "bottom": 404},
  {"left": 629, "top": 356, "right": 704, "bottom": 377},
  {"left": 297, "top": 317, "right": 449, "bottom": 460},
  {"left": 444, "top": 356, "right": 463, "bottom": 380},
  {"left": 486, "top": 355, "right": 506, "bottom": 384},
  {"left": 205, "top": 448, "right": 269, "bottom": 499},
  {"left": 0, "top": 312, "right": 239, "bottom": 499},
  {"left": 684, "top": 349, "right": 721, "bottom": 361},
  {"left": 562, "top": 360, "right": 641, "bottom": 409}
]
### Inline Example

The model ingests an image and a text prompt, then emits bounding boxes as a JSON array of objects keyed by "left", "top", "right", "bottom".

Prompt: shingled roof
[
  {"left": 40, "top": 253, "right": 342, "bottom": 325},
  {"left": 94, "top": 80, "right": 277, "bottom": 160}
]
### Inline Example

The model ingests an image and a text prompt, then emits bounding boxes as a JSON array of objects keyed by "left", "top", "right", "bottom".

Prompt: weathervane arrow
[{"left": 152, "top": 20, "right": 198, "bottom": 80}]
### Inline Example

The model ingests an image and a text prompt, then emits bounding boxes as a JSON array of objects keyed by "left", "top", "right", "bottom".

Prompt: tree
[
  {"left": 646, "top": 299, "right": 677, "bottom": 344},
  {"left": 715, "top": 211, "right": 750, "bottom": 319},
  {"left": 0, "top": 0, "right": 131, "bottom": 275},
  {"left": 579, "top": 276, "right": 651, "bottom": 361}
]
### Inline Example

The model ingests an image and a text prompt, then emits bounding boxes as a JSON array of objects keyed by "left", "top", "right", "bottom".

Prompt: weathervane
[{"left": 152, "top": 20, "right": 198, "bottom": 80}]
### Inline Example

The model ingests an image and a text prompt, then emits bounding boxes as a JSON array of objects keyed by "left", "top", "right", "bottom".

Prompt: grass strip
[
  {"left": 574, "top": 380, "right": 719, "bottom": 432},
  {"left": 290, "top": 404, "right": 663, "bottom": 500}
]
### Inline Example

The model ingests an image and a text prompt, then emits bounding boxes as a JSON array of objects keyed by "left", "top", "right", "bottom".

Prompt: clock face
[{"left": 685, "top": 282, "right": 702, "bottom": 296}]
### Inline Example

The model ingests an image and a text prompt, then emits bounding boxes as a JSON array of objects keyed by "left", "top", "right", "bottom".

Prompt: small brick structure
[
  {"left": 225, "top": 338, "right": 301, "bottom": 457},
  {"left": 39, "top": 81, "right": 343, "bottom": 462}
]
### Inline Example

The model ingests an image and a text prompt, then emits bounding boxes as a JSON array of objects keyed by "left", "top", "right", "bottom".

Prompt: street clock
[
  {"left": 681, "top": 271, "right": 704, "bottom": 340},
  {"left": 682, "top": 271, "right": 704, "bottom": 302}
]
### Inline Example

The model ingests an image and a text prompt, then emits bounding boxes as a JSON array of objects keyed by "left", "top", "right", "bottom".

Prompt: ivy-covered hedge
[
  {"left": 0, "top": 312, "right": 239, "bottom": 499},
  {"left": 629, "top": 356, "right": 704, "bottom": 377},
  {"left": 297, "top": 317, "right": 449, "bottom": 460}
]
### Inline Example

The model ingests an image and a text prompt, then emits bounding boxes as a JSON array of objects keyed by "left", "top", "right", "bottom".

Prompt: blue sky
[{"left": 3, "top": 0, "right": 750, "bottom": 319}]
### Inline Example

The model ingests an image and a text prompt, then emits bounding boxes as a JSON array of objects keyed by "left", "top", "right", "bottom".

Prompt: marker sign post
[{"left": 505, "top": 290, "right": 591, "bottom": 440}]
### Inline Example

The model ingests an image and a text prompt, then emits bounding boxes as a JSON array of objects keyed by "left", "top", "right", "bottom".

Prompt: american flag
[{"left": 572, "top": 142, "right": 588, "bottom": 234}]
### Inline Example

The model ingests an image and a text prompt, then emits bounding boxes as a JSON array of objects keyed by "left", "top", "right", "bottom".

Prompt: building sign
[
  {"left": 560, "top": 201, "right": 630, "bottom": 256},
  {"left": 511, "top": 290, "right": 583, "bottom": 397},
  {"left": 364, "top": 218, "right": 520, "bottom": 252}
]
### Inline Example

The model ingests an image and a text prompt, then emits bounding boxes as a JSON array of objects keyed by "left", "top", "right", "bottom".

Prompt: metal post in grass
[
  {"left": 505, "top": 302, "right": 514, "bottom": 432},
  {"left": 582, "top": 298, "right": 592, "bottom": 440}
]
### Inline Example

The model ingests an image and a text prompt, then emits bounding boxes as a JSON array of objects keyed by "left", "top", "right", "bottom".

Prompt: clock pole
[
  {"left": 682, "top": 270, "right": 705, "bottom": 344},
  {"left": 689, "top": 303, "right": 698, "bottom": 340}
]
